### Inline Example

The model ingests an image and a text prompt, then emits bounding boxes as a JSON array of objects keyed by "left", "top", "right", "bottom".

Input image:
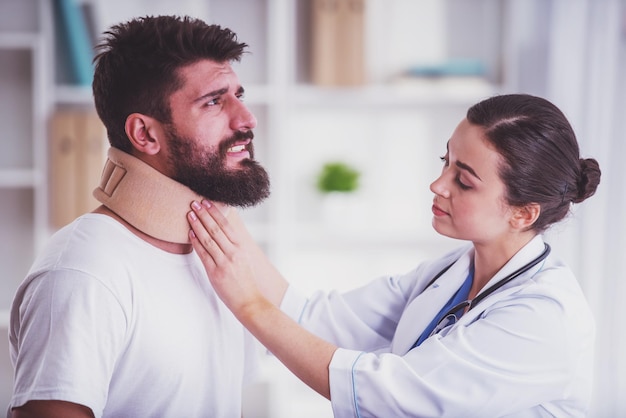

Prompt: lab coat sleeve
[
  {"left": 280, "top": 267, "right": 428, "bottom": 352},
  {"left": 279, "top": 247, "right": 466, "bottom": 352}
]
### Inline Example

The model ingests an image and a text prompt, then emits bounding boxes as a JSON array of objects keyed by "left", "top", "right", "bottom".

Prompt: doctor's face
[{"left": 429, "top": 118, "right": 514, "bottom": 246}]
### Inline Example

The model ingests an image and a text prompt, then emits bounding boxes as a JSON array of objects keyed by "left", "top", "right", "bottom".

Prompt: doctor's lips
[{"left": 432, "top": 203, "right": 449, "bottom": 217}]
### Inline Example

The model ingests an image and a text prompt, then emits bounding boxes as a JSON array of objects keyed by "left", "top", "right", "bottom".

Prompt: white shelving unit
[
  {"left": 0, "top": 0, "right": 503, "bottom": 414},
  {"left": 0, "top": 0, "right": 52, "bottom": 314},
  {"left": 0, "top": 0, "right": 54, "bottom": 408}
]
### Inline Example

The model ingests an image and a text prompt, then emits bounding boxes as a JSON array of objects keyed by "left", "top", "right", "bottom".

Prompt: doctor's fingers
[
  {"left": 189, "top": 201, "right": 235, "bottom": 256},
  {"left": 188, "top": 209, "right": 221, "bottom": 260},
  {"left": 189, "top": 225, "right": 219, "bottom": 272},
  {"left": 200, "top": 200, "right": 240, "bottom": 245}
]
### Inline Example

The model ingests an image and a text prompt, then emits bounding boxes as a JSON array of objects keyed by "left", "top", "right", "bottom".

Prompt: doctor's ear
[
  {"left": 510, "top": 203, "right": 541, "bottom": 231},
  {"left": 125, "top": 113, "right": 165, "bottom": 155}
]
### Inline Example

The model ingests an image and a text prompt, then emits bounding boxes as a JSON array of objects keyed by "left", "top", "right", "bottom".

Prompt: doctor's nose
[{"left": 430, "top": 174, "right": 450, "bottom": 198}]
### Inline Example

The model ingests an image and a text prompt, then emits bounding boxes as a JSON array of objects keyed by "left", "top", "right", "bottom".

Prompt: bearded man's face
[{"left": 167, "top": 127, "right": 270, "bottom": 208}]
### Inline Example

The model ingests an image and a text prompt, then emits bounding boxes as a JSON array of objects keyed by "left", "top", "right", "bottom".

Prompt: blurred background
[{"left": 0, "top": 0, "right": 624, "bottom": 416}]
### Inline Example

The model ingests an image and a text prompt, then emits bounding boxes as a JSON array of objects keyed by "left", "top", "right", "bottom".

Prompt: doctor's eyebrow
[
  {"left": 445, "top": 141, "right": 483, "bottom": 181},
  {"left": 456, "top": 160, "right": 482, "bottom": 181}
]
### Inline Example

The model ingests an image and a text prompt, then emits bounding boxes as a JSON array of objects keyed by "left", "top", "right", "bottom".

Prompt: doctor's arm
[
  {"left": 223, "top": 206, "right": 290, "bottom": 306},
  {"left": 188, "top": 201, "right": 336, "bottom": 399}
]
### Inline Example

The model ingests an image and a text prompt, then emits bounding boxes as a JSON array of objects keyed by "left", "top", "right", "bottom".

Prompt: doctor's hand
[
  {"left": 188, "top": 200, "right": 335, "bottom": 400},
  {"left": 188, "top": 200, "right": 264, "bottom": 316}
]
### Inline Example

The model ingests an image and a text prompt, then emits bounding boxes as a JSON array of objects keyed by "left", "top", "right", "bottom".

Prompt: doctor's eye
[
  {"left": 439, "top": 155, "right": 449, "bottom": 166},
  {"left": 455, "top": 175, "right": 471, "bottom": 190}
]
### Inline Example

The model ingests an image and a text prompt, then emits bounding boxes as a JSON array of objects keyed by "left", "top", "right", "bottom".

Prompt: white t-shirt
[{"left": 8, "top": 214, "right": 258, "bottom": 418}]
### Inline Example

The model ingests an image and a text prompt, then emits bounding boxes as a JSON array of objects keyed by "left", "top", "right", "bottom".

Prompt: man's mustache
[{"left": 219, "top": 130, "right": 255, "bottom": 157}]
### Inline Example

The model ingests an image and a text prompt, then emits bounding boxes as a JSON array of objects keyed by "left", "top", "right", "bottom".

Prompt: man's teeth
[{"left": 228, "top": 144, "right": 246, "bottom": 152}]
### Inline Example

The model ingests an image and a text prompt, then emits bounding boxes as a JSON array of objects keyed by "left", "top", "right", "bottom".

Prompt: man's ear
[
  {"left": 125, "top": 113, "right": 163, "bottom": 155},
  {"left": 510, "top": 203, "right": 541, "bottom": 231}
]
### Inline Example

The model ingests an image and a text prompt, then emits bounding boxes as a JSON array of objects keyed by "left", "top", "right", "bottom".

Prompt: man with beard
[{"left": 7, "top": 16, "right": 270, "bottom": 418}]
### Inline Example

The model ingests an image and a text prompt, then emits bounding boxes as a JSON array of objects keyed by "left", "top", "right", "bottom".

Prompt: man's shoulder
[{"left": 29, "top": 214, "right": 136, "bottom": 276}]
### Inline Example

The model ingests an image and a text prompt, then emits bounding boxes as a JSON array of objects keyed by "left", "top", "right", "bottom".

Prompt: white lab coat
[{"left": 281, "top": 236, "right": 595, "bottom": 417}]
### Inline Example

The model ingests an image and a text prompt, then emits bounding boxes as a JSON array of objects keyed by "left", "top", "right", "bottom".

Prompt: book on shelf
[
  {"left": 311, "top": 0, "right": 366, "bottom": 86},
  {"left": 388, "top": 58, "right": 494, "bottom": 100},
  {"left": 52, "top": 0, "right": 96, "bottom": 86},
  {"left": 401, "top": 58, "right": 487, "bottom": 78},
  {"left": 49, "top": 109, "right": 106, "bottom": 229}
]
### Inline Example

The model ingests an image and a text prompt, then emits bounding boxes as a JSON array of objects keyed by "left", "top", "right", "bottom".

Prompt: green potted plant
[
  {"left": 315, "top": 161, "right": 362, "bottom": 226},
  {"left": 316, "top": 161, "right": 360, "bottom": 194}
]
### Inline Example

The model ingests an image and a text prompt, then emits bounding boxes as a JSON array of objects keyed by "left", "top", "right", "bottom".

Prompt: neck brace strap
[{"left": 93, "top": 147, "right": 204, "bottom": 244}]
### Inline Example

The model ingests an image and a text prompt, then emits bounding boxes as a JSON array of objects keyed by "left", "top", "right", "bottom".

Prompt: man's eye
[
  {"left": 205, "top": 98, "right": 220, "bottom": 106},
  {"left": 439, "top": 155, "right": 449, "bottom": 166},
  {"left": 236, "top": 93, "right": 245, "bottom": 102}
]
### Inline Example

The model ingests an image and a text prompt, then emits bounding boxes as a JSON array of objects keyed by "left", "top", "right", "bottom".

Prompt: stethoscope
[{"left": 426, "top": 243, "right": 552, "bottom": 338}]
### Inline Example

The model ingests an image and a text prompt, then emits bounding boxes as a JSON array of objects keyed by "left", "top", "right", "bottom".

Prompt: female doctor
[{"left": 187, "top": 94, "right": 601, "bottom": 417}]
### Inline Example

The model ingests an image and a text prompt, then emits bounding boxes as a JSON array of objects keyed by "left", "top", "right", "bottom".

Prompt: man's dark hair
[{"left": 92, "top": 15, "right": 248, "bottom": 152}]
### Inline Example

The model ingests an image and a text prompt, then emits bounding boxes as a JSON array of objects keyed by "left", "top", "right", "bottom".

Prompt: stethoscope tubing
[{"left": 431, "top": 243, "right": 552, "bottom": 328}]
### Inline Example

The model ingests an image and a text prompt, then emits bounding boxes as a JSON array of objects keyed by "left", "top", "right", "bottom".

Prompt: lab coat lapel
[{"left": 391, "top": 248, "right": 474, "bottom": 354}]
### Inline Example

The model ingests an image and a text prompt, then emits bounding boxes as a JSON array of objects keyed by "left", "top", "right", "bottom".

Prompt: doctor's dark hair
[
  {"left": 92, "top": 15, "right": 248, "bottom": 153},
  {"left": 467, "top": 94, "right": 601, "bottom": 232}
]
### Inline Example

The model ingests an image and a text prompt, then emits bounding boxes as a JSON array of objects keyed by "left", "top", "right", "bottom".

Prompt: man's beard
[{"left": 167, "top": 128, "right": 270, "bottom": 208}]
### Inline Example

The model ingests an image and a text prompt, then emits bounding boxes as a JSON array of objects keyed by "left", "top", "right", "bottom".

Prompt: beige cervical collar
[{"left": 93, "top": 147, "right": 208, "bottom": 244}]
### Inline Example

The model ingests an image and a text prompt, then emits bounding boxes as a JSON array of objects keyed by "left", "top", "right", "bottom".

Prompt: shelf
[
  {"left": 291, "top": 78, "right": 497, "bottom": 108},
  {"left": 55, "top": 83, "right": 278, "bottom": 107},
  {"left": 54, "top": 85, "right": 94, "bottom": 106},
  {"left": 54, "top": 79, "right": 496, "bottom": 109},
  {"left": 0, "top": 32, "right": 39, "bottom": 49},
  {"left": 0, "top": 169, "right": 37, "bottom": 188}
]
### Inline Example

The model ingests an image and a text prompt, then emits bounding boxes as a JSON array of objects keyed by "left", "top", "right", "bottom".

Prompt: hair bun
[{"left": 574, "top": 158, "right": 601, "bottom": 203}]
